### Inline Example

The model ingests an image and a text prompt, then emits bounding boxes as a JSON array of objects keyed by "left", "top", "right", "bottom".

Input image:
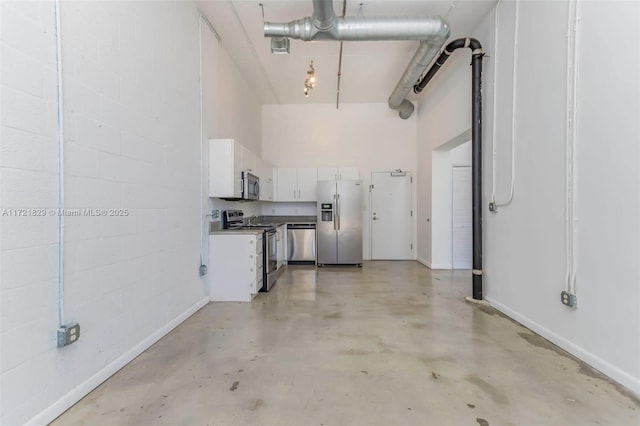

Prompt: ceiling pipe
[{"left": 264, "top": 0, "right": 450, "bottom": 119}]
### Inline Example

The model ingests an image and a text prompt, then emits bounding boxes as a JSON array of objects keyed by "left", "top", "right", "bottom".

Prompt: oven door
[{"left": 242, "top": 172, "right": 260, "bottom": 200}]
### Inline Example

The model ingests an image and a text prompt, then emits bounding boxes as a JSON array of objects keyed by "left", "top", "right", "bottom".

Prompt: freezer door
[
  {"left": 336, "top": 180, "right": 363, "bottom": 264},
  {"left": 316, "top": 181, "right": 337, "bottom": 264}
]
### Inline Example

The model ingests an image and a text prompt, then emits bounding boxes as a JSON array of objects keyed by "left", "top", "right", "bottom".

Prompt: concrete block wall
[{"left": 1, "top": 1, "right": 207, "bottom": 424}]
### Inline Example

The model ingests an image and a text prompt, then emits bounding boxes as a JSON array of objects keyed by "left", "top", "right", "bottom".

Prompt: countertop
[
  {"left": 209, "top": 228, "right": 263, "bottom": 236},
  {"left": 259, "top": 215, "right": 316, "bottom": 224},
  {"left": 209, "top": 215, "right": 317, "bottom": 234}
]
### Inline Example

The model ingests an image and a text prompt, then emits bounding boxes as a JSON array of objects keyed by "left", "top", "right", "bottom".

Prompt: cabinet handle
[{"left": 293, "top": 189, "right": 296, "bottom": 199}]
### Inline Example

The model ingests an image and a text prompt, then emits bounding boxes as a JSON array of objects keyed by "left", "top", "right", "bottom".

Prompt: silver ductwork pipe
[{"left": 264, "top": 0, "right": 450, "bottom": 119}]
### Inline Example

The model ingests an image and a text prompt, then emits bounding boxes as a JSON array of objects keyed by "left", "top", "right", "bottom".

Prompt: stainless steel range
[{"left": 222, "top": 210, "right": 278, "bottom": 291}]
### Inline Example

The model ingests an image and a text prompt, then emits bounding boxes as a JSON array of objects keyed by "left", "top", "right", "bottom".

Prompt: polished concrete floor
[{"left": 53, "top": 261, "right": 639, "bottom": 425}]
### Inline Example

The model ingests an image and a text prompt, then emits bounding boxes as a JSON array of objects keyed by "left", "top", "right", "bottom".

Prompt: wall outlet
[
  {"left": 210, "top": 209, "right": 220, "bottom": 221},
  {"left": 57, "top": 323, "right": 80, "bottom": 347},
  {"left": 560, "top": 291, "right": 577, "bottom": 308},
  {"left": 199, "top": 264, "right": 208, "bottom": 276}
]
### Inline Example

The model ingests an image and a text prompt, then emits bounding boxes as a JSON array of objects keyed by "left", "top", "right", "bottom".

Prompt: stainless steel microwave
[{"left": 242, "top": 171, "right": 260, "bottom": 201}]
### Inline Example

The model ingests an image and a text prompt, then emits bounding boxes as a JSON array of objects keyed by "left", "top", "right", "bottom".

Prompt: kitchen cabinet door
[
  {"left": 209, "top": 139, "right": 242, "bottom": 198},
  {"left": 317, "top": 167, "right": 338, "bottom": 181},
  {"left": 338, "top": 167, "right": 359, "bottom": 180},
  {"left": 317, "top": 167, "right": 359, "bottom": 181},
  {"left": 256, "top": 158, "right": 274, "bottom": 201},
  {"left": 297, "top": 168, "right": 318, "bottom": 201},
  {"left": 260, "top": 179, "right": 274, "bottom": 202},
  {"left": 276, "top": 168, "right": 298, "bottom": 201}
]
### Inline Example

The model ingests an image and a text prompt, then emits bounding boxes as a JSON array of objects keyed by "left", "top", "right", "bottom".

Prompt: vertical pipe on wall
[
  {"left": 54, "top": 0, "right": 66, "bottom": 326},
  {"left": 471, "top": 49, "right": 484, "bottom": 300},
  {"left": 414, "top": 37, "right": 485, "bottom": 300},
  {"left": 490, "top": 0, "right": 519, "bottom": 212},
  {"left": 199, "top": 14, "right": 220, "bottom": 276},
  {"left": 565, "top": 0, "right": 581, "bottom": 296},
  {"left": 199, "top": 15, "right": 206, "bottom": 273}
]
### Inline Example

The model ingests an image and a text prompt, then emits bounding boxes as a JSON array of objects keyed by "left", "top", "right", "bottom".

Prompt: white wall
[
  {"left": 1, "top": 1, "right": 209, "bottom": 424},
  {"left": 201, "top": 16, "right": 263, "bottom": 226},
  {"left": 262, "top": 103, "right": 418, "bottom": 259},
  {"left": 416, "top": 46, "right": 476, "bottom": 265},
  {"left": 416, "top": 0, "right": 640, "bottom": 395}
]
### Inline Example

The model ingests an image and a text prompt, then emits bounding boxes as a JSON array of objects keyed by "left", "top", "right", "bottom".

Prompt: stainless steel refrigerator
[{"left": 317, "top": 180, "right": 363, "bottom": 266}]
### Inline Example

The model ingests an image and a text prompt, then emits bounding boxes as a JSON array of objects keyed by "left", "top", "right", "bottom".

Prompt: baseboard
[
  {"left": 430, "top": 263, "right": 452, "bottom": 270},
  {"left": 415, "top": 258, "right": 452, "bottom": 270},
  {"left": 26, "top": 296, "right": 210, "bottom": 426},
  {"left": 416, "top": 257, "right": 430, "bottom": 268},
  {"left": 486, "top": 296, "right": 640, "bottom": 398}
]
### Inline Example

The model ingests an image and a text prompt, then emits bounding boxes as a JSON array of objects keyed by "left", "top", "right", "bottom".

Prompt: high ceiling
[{"left": 197, "top": 0, "right": 497, "bottom": 105}]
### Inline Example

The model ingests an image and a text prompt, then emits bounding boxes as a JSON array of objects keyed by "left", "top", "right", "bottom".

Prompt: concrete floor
[{"left": 53, "top": 261, "right": 639, "bottom": 425}]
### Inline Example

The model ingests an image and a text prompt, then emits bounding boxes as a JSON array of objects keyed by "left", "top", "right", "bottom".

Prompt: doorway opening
[{"left": 431, "top": 131, "right": 472, "bottom": 269}]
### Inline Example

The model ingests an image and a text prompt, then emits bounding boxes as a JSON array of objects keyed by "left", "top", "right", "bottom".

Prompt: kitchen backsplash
[
  {"left": 208, "top": 200, "right": 317, "bottom": 222},
  {"left": 208, "top": 198, "right": 262, "bottom": 221},
  {"left": 262, "top": 202, "right": 316, "bottom": 216}
]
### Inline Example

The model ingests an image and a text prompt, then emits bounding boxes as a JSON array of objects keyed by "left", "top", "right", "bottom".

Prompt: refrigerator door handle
[
  {"left": 333, "top": 194, "right": 337, "bottom": 230},
  {"left": 336, "top": 193, "right": 341, "bottom": 230}
]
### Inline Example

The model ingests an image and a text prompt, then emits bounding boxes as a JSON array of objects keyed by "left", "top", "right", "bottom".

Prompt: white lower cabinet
[{"left": 209, "top": 232, "right": 263, "bottom": 302}]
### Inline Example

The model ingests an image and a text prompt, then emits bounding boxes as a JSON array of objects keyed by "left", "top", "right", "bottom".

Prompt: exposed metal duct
[{"left": 263, "top": 0, "right": 450, "bottom": 119}]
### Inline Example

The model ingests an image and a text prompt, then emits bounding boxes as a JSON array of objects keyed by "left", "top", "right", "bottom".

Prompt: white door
[
  {"left": 371, "top": 171, "right": 413, "bottom": 259},
  {"left": 452, "top": 166, "right": 472, "bottom": 269}
]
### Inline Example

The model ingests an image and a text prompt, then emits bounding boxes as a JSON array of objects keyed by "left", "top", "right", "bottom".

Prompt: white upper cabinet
[
  {"left": 275, "top": 168, "right": 298, "bottom": 202},
  {"left": 317, "top": 167, "right": 360, "bottom": 181},
  {"left": 275, "top": 168, "right": 318, "bottom": 202},
  {"left": 256, "top": 158, "right": 274, "bottom": 201},
  {"left": 297, "top": 168, "right": 318, "bottom": 201},
  {"left": 209, "top": 139, "right": 242, "bottom": 198}
]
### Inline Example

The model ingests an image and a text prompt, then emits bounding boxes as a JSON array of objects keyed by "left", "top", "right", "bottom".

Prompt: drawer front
[
  {"left": 256, "top": 264, "right": 263, "bottom": 283},
  {"left": 251, "top": 267, "right": 263, "bottom": 293},
  {"left": 250, "top": 235, "right": 263, "bottom": 255}
]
